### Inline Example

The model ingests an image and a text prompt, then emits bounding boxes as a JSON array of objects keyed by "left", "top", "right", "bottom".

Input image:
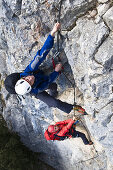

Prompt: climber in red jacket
[{"left": 44, "top": 118, "right": 93, "bottom": 145}]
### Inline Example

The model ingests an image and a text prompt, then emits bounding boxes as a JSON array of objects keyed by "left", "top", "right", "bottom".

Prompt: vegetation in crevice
[{"left": 0, "top": 115, "right": 54, "bottom": 170}]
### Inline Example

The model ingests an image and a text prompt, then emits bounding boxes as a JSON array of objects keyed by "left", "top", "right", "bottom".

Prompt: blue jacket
[{"left": 20, "top": 34, "right": 59, "bottom": 95}]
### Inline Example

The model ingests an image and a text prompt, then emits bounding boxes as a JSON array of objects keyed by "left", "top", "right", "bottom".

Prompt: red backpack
[{"left": 44, "top": 129, "right": 67, "bottom": 141}]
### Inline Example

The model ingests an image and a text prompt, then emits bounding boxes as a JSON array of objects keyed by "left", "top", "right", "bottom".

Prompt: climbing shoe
[{"left": 73, "top": 105, "right": 88, "bottom": 115}]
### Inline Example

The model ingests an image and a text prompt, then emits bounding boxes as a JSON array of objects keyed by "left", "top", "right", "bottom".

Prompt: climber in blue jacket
[
  {"left": 18, "top": 23, "right": 61, "bottom": 95},
  {"left": 5, "top": 23, "right": 86, "bottom": 114}
]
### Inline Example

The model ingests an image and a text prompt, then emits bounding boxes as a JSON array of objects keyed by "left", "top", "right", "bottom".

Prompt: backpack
[
  {"left": 44, "top": 129, "right": 67, "bottom": 141},
  {"left": 54, "top": 132, "right": 67, "bottom": 140},
  {"left": 4, "top": 73, "right": 21, "bottom": 94}
]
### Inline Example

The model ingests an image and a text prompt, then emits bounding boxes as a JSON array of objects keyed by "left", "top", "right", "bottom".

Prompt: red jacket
[{"left": 44, "top": 119, "right": 75, "bottom": 141}]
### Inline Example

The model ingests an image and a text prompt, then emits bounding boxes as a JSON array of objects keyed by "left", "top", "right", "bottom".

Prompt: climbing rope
[
  {"left": 52, "top": 0, "right": 75, "bottom": 87},
  {"left": 53, "top": 0, "right": 75, "bottom": 82},
  {"left": 53, "top": 0, "right": 83, "bottom": 117},
  {"left": 53, "top": 0, "right": 99, "bottom": 162},
  {"left": 73, "top": 81, "right": 76, "bottom": 116},
  {"left": 57, "top": 0, "right": 63, "bottom": 54},
  {"left": 73, "top": 118, "right": 99, "bottom": 166},
  {"left": 74, "top": 153, "right": 100, "bottom": 166}
]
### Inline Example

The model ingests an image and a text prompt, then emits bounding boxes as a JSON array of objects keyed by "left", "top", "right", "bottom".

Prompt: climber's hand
[
  {"left": 73, "top": 116, "right": 78, "bottom": 121},
  {"left": 55, "top": 63, "right": 62, "bottom": 72},
  {"left": 51, "top": 23, "right": 61, "bottom": 37}
]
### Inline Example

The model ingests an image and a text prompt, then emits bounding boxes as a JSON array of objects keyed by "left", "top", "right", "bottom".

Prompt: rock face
[
  {"left": 103, "top": 6, "right": 113, "bottom": 31},
  {"left": 0, "top": 0, "right": 113, "bottom": 170}
]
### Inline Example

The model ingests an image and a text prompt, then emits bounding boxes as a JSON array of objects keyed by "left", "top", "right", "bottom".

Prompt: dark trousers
[
  {"left": 72, "top": 130, "right": 89, "bottom": 145},
  {"left": 34, "top": 83, "right": 73, "bottom": 113}
]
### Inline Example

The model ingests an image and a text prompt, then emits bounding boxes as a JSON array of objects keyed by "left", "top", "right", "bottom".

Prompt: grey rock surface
[
  {"left": 98, "top": 0, "right": 109, "bottom": 3},
  {"left": 97, "top": 3, "right": 111, "bottom": 17},
  {"left": 0, "top": 0, "right": 113, "bottom": 170},
  {"left": 103, "top": 6, "right": 113, "bottom": 31}
]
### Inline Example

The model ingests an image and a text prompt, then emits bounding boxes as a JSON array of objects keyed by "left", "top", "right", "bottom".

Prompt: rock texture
[
  {"left": 0, "top": 0, "right": 113, "bottom": 170},
  {"left": 103, "top": 6, "right": 113, "bottom": 31}
]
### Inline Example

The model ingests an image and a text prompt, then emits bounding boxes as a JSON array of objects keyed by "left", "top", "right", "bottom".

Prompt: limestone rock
[
  {"left": 94, "top": 33, "right": 113, "bottom": 67},
  {"left": 0, "top": 0, "right": 113, "bottom": 169},
  {"left": 61, "top": 0, "right": 97, "bottom": 30},
  {"left": 89, "top": 9, "right": 97, "bottom": 17},
  {"left": 98, "top": 0, "right": 109, "bottom": 3},
  {"left": 0, "top": 51, "right": 7, "bottom": 74},
  {"left": 103, "top": 6, "right": 113, "bottom": 31},
  {"left": 97, "top": 3, "right": 110, "bottom": 17},
  {"left": 21, "top": 0, "right": 38, "bottom": 15},
  {"left": 64, "top": 16, "right": 113, "bottom": 168},
  {"left": 4, "top": 0, "right": 22, "bottom": 16}
]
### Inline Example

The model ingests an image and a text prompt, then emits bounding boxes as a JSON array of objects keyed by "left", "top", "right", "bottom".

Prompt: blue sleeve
[
  {"left": 31, "top": 88, "right": 39, "bottom": 95},
  {"left": 24, "top": 34, "right": 54, "bottom": 72},
  {"left": 48, "top": 71, "right": 59, "bottom": 84}
]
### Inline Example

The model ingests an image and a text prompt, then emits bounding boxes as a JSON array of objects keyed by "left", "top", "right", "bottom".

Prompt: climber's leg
[
  {"left": 48, "top": 83, "right": 58, "bottom": 97},
  {"left": 35, "top": 91, "right": 73, "bottom": 113},
  {"left": 73, "top": 130, "right": 89, "bottom": 145}
]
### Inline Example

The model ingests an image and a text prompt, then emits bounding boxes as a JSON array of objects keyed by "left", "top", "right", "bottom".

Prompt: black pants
[
  {"left": 34, "top": 83, "right": 73, "bottom": 113},
  {"left": 72, "top": 130, "right": 89, "bottom": 145}
]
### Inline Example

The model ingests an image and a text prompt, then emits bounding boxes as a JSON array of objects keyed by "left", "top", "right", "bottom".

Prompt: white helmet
[{"left": 15, "top": 79, "right": 32, "bottom": 95}]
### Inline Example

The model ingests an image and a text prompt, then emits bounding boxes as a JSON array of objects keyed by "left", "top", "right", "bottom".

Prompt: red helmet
[{"left": 48, "top": 125, "right": 55, "bottom": 133}]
